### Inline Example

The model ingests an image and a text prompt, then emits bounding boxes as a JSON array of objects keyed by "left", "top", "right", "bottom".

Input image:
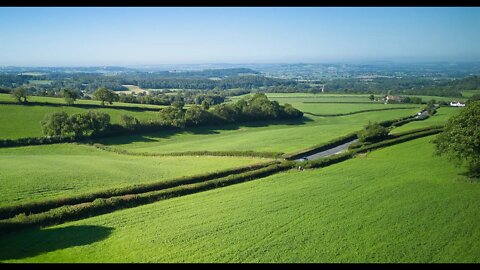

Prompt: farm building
[
  {"left": 383, "top": 95, "right": 404, "bottom": 104},
  {"left": 449, "top": 101, "right": 466, "bottom": 107}
]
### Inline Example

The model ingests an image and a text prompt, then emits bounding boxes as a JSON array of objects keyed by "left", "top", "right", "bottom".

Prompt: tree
[
  {"left": 11, "top": 87, "right": 28, "bottom": 103},
  {"left": 467, "top": 94, "right": 480, "bottom": 105},
  {"left": 158, "top": 106, "right": 185, "bottom": 127},
  {"left": 41, "top": 111, "right": 71, "bottom": 136},
  {"left": 93, "top": 87, "right": 119, "bottom": 106},
  {"left": 121, "top": 114, "right": 140, "bottom": 130},
  {"left": 60, "top": 89, "right": 79, "bottom": 105},
  {"left": 357, "top": 121, "right": 390, "bottom": 143},
  {"left": 185, "top": 105, "right": 213, "bottom": 126},
  {"left": 369, "top": 94, "right": 375, "bottom": 101},
  {"left": 201, "top": 100, "right": 210, "bottom": 110},
  {"left": 434, "top": 101, "right": 480, "bottom": 178}
]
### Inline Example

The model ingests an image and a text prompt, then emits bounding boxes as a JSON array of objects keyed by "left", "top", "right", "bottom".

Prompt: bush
[{"left": 357, "top": 122, "right": 390, "bottom": 143}]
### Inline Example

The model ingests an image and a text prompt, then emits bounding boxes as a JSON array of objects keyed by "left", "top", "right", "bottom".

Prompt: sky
[{"left": 0, "top": 7, "right": 479, "bottom": 66}]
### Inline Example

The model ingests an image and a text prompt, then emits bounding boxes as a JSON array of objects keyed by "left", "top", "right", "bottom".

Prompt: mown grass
[
  {"left": 0, "top": 104, "right": 161, "bottom": 139},
  {"left": 390, "top": 106, "right": 462, "bottom": 134},
  {"left": 2, "top": 136, "right": 479, "bottom": 262},
  {"left": 0, "top": 143, "right": 269, "bottom": 207},
  {"left": 101, "top": 108, "right": 421, "bottom": 154}
]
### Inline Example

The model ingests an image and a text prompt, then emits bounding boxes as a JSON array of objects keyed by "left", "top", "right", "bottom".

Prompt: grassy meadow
[
  {"left": 0, "top": 93, "right": 165, "bottom": 109},
  {"left": 0, "top": 143, "right": 268, "bottom": 207},
  {"left": 2, "top": 136, "right": 479, "bottom": 262},
  {"left": 1, "top": 92, "right": 477, "bottom": 263},
  {"left": 0, "top": 104, "right": 162, "bottom": 139},
  {"left": 391, "top": 106, "right": 462, "bottom": 134},
  {"left": 101, "top": 107, "right": 421, "bottom": 154}
]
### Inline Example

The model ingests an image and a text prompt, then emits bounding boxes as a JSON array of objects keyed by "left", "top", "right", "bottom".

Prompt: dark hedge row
[
  {"left": 351, "top": 129, "right": 443, "bottom": 154},
  {"left": 0, "top": 100, "right": 160, "bottom": 112},
  {"left": 348, "top": 125, "right": 444, "bottom": 150},
  {"left": 0, "top": 162, "right": 294, "bottom": 235},
  {"left": 299, "top": 151, "right": 355, "bottom": 169},
  {"left": 0, "top": 161, "right": 278, "bottom": 220},
  {"left": 0, "top": 135, "right": 76, "bottom": 148},
  {"left": 91, "top": 143, "right": 284, "bottom": 159},
  {"left": 303, "top": 107, "right": 415, "bottom": 117}
]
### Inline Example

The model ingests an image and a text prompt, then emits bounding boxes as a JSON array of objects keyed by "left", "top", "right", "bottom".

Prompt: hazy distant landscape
[{"left": 1, "top": 7, "right": 480, "bottom": 263}]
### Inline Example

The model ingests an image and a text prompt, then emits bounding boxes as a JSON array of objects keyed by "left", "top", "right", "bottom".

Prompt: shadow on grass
[
  {"left": 98, "top": 117, "right": 314, "bottom": 146},
  {"left": 0, "top": 225, "right": 113, "bottom": 261}
]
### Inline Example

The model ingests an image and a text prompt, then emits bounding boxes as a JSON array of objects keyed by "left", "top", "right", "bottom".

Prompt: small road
[{"left": 295, "top": 139, "right": 358, "bottom": 162}]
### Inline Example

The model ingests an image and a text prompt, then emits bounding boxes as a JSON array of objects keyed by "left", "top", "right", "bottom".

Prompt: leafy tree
[
  {"left": 357, "top": 121, "right": 390, "bottom": 143},
  {"left": 93, "top": 87, "right": 119, "bottom": 106},
  {"left": 434, "top": 101, "right": 480, "bottom": 178},
  {"left": 201, "top": 100, "right": 210, "bottom": 110},
  {"left": 185, "top": 105, "right": 213, "bottom": 126},
  {"left": 467, "top": 94, "right": 480, "bottom": 105},
  {"left": 369, "top": 94, "right": 375, "bottom": 101},
  {"left": 11, "top": 87, "right": 28, "bottom": 103},
  {"left": 60, "top": 89, "right": 79, "bottom": 105},
  {"left": 158, "top": 106, "right": 185, "bottom": 127},
  {"left": 41, "top": 110, "right": 110, "bottom": 138},
  {"left": 171, "top": 100, "right": 185, "bottom": 109},
  {"left": 41, "top": 111, "right": 71, "bottom": 136},
  {"left": 121, "top": 114, "right": 140, "bottom": 130}
]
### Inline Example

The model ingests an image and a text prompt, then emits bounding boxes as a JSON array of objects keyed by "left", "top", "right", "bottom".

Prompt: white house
[{"left": 450, "top": 101, "right": 466, "bottom": 107}]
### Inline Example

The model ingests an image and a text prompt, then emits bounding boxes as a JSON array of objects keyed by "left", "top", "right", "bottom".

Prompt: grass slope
[
  {"left": 390, "top": 106, "right": 462, "bottom": 134},
  {"left": 102, "top": 108, "right": 421, "bottom": 154},
  {"left": 2, "top": 136, "right": 479, "bottom": 262},
  {"left": 0, "top": 143, "right": 268, "bottom": 207}
]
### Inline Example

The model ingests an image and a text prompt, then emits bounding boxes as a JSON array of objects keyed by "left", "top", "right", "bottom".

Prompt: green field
[
  {"left": 0, "top": 103, "right": 163, "bottom": 139},
  {"left": 461, "top": 90, "right": 480, "bottom": 98},
  {"left": 0, "top": 143, "right": 268, "bottom": 206},
  {"left": 102, "top": 108, "right": 420, "bottom": 154},
  {"left": 0, "top": 93, "right": 165, "bottom": 109},
  {"left": 293, "top": 103, "right": 419, "bottom": 115},
  {"left": 391, "top": 106, "right": 462, "bottom": 134},
  {"left": 2, "top": 136, "right": 479, "bottom": 262}
]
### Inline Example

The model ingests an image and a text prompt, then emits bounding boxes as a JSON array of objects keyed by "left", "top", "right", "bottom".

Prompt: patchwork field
[
  {"left": 2, "top": 136, "right": 478, "bottom": 262},
  {"left": 0, "top": 143, "right": 268, "bottom": 207},
  {"left": 1, "top": 92, "right": 476, "bottom": 263}
]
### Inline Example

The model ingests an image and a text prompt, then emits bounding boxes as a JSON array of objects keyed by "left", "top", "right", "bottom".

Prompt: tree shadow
[
  {"left": 0, "top": 225, "right": 113, "bottom": 261},
  {"left": 97, "top": 117, "right": 314, "bottom": 146}
]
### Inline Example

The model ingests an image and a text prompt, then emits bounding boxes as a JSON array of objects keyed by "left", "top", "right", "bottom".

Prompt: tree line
[{"left": 40, "top": 93, "right": 304, "bottom": 139}]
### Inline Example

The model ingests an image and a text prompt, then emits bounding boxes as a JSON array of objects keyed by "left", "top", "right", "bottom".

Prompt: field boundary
[
  {"left": 91, "top": 143, "right": 284, "bottom": 159},
  {"left": 0, "top": 161, "right": 278, "bottom": 220},
  {"left": 0, "top": 100, "right": 162, "bottom": 112},
  {"left": 0, "top": 162, "right": 293, "bottom": 234},
  {"left": 303, "top": 107, "right": 417, "bottom": 117}
]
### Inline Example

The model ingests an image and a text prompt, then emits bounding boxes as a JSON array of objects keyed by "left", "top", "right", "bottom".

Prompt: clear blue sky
[{"left": 0, "top": 7, "right": 479, "bottom": 66}]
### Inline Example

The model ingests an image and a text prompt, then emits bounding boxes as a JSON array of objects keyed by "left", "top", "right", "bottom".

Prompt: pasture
[
  {"left": 2, "top": 137, "right": 479, "bottom": 262},
  {"left": 102, "top": 107, "right": 421, "bottom": 154},
  {"left": 0, "top": 143, "right": 268, "bottom": 207},
  {"left": 0, "top": 104, "right": 161, "bottom": 139},
  {"left": 0, "top": 93, "right": 165, "bottom": 109},
  {"left": 391, "top": 106, "right": 462, "bottom": 134}
]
